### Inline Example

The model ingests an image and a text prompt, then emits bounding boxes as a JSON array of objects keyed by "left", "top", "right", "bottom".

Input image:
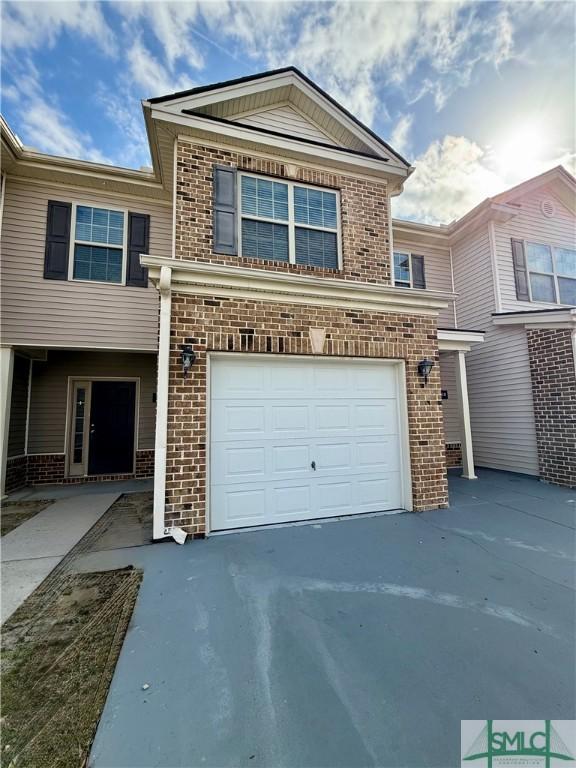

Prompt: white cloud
[
  {"left": 390, "top": 114, "right": 414, "bottom": 156},
  {"left": 393, "top": 133, "right": 576, "bottom": 225},
  {"left": 1, "top": 0, "right": 116, "bottom": 55},
  {"left": 3, "top": 61, "right": 111, "bottom": 164},
  {"left": 393, "top": 135, "right": 506, "bottom": 224},
  {"left": 205, "top": 2, "right": 516, "bottom": 125},
  {"left": 125, "top": 36, "right": 193, "bottom": 97}
]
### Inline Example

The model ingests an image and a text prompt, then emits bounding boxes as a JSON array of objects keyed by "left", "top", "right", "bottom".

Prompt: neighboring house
[
  {"left": 0, "top": 67, "right": 572, "bottom": 540},
  {"left": 0, "top": 119, "right": 171, "bottom": 493},
  {"left": 395, "top": 166, "right": 576, "bottom": 488}
]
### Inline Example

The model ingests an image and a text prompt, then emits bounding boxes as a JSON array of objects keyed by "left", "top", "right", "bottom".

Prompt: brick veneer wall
[
  {"left": 5, "top": 449, "right": 155, "bottom": 489},
  {"left": 527, "top": 328, "right": 576, "bottom": 487},
  {"left": 5, "top": 455, "right": 28, "bottom": 494},
  {"left": 176, "top": 140, "right": 392, "bottom": 284},
  {"left": 445, "top": 442, "right": 462, "bottom": 468},
  {"left": 165, "top": 294, "right": 448, "bottom": 534}
]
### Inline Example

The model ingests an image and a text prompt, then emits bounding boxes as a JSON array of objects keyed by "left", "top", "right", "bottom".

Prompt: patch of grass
[
  {"left": 2, "top": 568, "right": 142, "bottom": 768},
  {"left": 0, "top": 500, "right": 54, "bottom": 536}
]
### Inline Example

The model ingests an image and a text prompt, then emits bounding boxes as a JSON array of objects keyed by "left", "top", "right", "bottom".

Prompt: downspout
[
  {"left": 449, "top": 246, "right": 458, "bottom": 328},
  {"left": 152, "top": 266, "right": 186, "bottom": 544}
]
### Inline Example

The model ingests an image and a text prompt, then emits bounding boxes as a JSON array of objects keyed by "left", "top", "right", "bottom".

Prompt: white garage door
[{"left": 209, "top": 356, "right": 407, "bottom": 531}]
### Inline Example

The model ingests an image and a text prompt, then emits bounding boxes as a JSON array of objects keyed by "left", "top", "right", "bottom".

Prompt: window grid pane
[
  {"left": 75, "top": 205, "right": 124, "bottom": 246},
  {"left": 294, "top": 186, "right": 337, "bottom": 229},
  {"left": 554, "top": 248, "right": 576, "bottom": 277},
  {"left": 241, "top": 220, "right": 289, "bottom": 262},
  {"left": 529, "top": 273, "right": 556, "bottom": 303},
  {"left": 73, "top": 244, "right": 123, "bottom": 283},
  {"left": 241, "top": 177, "right": 288, "bottom": 221},
  {"left": 394, "top": 252, "right": 410, "bottom": 285},
  {"left": 558, "top": 277, "right": 576, "bottom": 305},
  {"left": 295, "top": 228, "right": 338, "bottom": 269},
  {"left": 526, "top": 242, "right": 553, "bottom": 273}
]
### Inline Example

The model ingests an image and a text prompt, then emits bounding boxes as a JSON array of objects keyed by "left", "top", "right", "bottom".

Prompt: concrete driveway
[{"left": 87, "top": 469, "right": 576, "bottom": 768}]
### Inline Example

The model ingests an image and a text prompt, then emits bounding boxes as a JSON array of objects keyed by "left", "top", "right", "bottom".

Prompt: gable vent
[{"left": 541, "top": 199, "right": 555, "bottom": 218}]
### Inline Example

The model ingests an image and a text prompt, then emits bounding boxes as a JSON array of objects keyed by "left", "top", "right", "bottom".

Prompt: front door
[{"left": 88, "top": 381, "right": 136, "bottom": 475}]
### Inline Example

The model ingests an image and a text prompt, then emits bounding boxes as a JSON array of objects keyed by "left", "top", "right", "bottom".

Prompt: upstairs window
[
  {"left": 239, "top": 174, "right": 340, "bottom": 269},
  {"left": 526, "top": 242, "right": 576, "bottom": 305},
  {"left": 393, "top": 251, "right": 426, "bottom": 289},
  {"left": 71, "top": 205, "right": 126, "bottom": 284}
]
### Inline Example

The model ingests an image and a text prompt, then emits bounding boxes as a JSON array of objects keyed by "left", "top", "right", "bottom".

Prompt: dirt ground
[
  {"left": 1, "top": 499, "right": 54, "bottom": 536},
  {"left": 1, "top": 492, "right": 151, "bottom": 768}
]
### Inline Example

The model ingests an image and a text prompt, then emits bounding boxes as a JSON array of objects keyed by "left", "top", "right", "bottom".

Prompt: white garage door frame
[{"left": 205, "top": 353, "right": 413, "bottom": 534}]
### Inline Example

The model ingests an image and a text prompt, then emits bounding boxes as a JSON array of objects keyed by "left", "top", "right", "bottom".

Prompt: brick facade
[
  {"left": 527, "top": 328, "right": 576, "bottom": 487},
  {"left": 176, "top": 140, "right": 392, "bottom": 284},
  {"left": 4, "top": 450, "right": 155, "bottom": 490},
  {"left": 164, "top": 295, "right": 449, "bottom": 534},
  {"left": 5, "top": 455, "right": 28, "bottom": 494},
  {"left": 445, "top": 442, "right": 462, "bottom": 468}
]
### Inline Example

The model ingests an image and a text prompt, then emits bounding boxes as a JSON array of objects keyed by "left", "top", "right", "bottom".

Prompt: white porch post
[
  {"left": 455, "top": 349, "right": 477, "bottom": 480},
  {"left": 153, "top": 266, "right": 172, "bottom": 539},
  {"left": 1, "top": 347, "right": 15, "bottom": 498}
]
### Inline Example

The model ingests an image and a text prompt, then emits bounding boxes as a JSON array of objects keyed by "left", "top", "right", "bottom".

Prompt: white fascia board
[
  {"left": 492, "top": 309, "right": 576, "bottom": 327},
  {"left": 141, "top": 255, "right": 453, "bottom": 316},
  {"left": 152, "top": 108, "right": 408, "bottom": 179},
  {"left": 152, "top": 71, "right": 398, "bottom": 163},
  {"left": 438, "top": 329, "right": 485, "bottom": 351}
]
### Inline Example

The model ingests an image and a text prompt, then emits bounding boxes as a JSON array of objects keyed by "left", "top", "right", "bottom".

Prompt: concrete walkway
[
  {"left": 86, "top": 469, "right": 575, "bottom": 768},
  {"left": 1, "top": 492, "right": 120, "bottom": 623}
]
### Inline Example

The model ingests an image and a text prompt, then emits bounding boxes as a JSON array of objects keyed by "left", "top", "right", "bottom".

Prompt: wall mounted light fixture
[
  {"left": 417, "top": 358, "right": 434, "bottom": 386},
  {"left": 181, "top": 345, "right": 196, "bottom": 378}
]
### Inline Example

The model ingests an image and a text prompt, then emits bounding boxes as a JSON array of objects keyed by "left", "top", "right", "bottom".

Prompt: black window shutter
[
  {"left": 213, "top": 165, "right": 237, "bottom": 255},
  {"left": 411, "top": 255, "right": 426, "bottom": 289},
  {"left": 44, "top": 201, "right": 71, "bottom": 280},
  {"left": 511, "top": 239, "right": 530, "bottom": 301},
  {"left": 126, "top": 212, "right": 150, "bottom": 287}
]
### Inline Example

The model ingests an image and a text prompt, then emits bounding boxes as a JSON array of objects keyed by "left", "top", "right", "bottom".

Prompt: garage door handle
[{"left": 311, "top": 461, "right": 316, "bottom": 471}]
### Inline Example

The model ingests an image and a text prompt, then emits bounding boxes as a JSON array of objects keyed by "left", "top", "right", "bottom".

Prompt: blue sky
[{"left": 2, "top": 1, "right": 574, "bottom": 223}]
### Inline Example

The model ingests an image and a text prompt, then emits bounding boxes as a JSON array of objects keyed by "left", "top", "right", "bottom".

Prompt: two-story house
[
  {"left": 395, "top": 166, "right": 576, "bottom": 489},
  {"left": 2, "top": 67, "right": 572, "bottom": 541}
]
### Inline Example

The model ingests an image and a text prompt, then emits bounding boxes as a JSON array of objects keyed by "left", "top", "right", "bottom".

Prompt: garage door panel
[
  {"left": 209, "top": 357, "right": 406, "bottom": 531},
  {"left": 272, "top": 444, "right": 310, "bottom": 473},
  {"left": 272, "top": 405, "right": 310, "bottom": 433}
]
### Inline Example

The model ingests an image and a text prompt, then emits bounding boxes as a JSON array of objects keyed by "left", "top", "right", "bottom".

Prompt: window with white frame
[
  {"left": 526, "top": 242, "right": 576, "bottom": 305},
  {"left": 239, "top": 174, "right": 340, "bottom": 268},
  {"left": 393, "top": 252, "right": 411, "bottom": 287},
  {"left": 72, "top": 205, "right": 126, "bottom": 283}
]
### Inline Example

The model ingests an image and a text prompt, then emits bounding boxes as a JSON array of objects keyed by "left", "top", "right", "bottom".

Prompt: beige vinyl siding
[
  {"left": 233, "top": 105, "right": 338, "bottom": 145},
  {"left": 28, "top": 350, "right": 157, "bottom": 454},
  {"left": 451, "top": 225, "right": 538, "bottom": 475},
  {"left": 467, "top": 326, "right": 539, "bottom": 474},
  {"left": 0, "top": 178, "right": 171, "bottom": 350},
  {"left": 439, "top": 353, "right": 461, "bottom": 443},
  {"left": 495, "top": 186, "right": 576, "bottom": 311},
  {"left": 7, "top": 354, "right": 30, "bottom": 457},
  {"left": 393, "top": 239, "right": 455, "bottom": 327}
]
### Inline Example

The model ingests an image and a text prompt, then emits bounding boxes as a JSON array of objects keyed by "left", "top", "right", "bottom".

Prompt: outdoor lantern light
[
  {"left": 180, "top": 345, "right": 196, "bottom": 378},
  {"left": 417, "top": 358, "right": 434, "bottom": 385}
]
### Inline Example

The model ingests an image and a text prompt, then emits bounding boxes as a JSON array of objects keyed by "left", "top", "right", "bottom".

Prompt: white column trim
[
  {"left": 1, "top": 347, "right": 15, "bottom": 497},
  {"left": 455, "top": 349, "right": 477, "bottom": 480},
  {"left": 153, "top": 266, "right": 172, "bottom": 539}
]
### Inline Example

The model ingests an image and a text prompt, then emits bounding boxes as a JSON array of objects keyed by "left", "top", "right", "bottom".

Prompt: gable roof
[
  {"left": 146, "top": 66, "right": 410, "bottom": 167},
  {"left": 490, "top": 164, "right": 575, "bottom": 208}
]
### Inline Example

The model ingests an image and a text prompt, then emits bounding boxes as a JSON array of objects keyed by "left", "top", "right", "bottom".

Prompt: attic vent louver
[{"left": 541, "top": 199, "right": 555, "bottom": 218}]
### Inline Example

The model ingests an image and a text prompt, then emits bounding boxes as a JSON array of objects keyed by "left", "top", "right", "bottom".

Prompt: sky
[{"left": 1, "top": 0, "right": 575, "bottom": 224}]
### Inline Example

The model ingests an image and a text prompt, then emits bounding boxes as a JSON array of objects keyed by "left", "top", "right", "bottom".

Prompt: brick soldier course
[{"left": 527, "top": 328, "right": 576, "bottom": 488}]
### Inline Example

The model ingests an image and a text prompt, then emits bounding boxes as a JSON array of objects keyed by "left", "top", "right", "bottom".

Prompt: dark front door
[{"left": 88, "top": 381, "right": 136, "bottom": 475}]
